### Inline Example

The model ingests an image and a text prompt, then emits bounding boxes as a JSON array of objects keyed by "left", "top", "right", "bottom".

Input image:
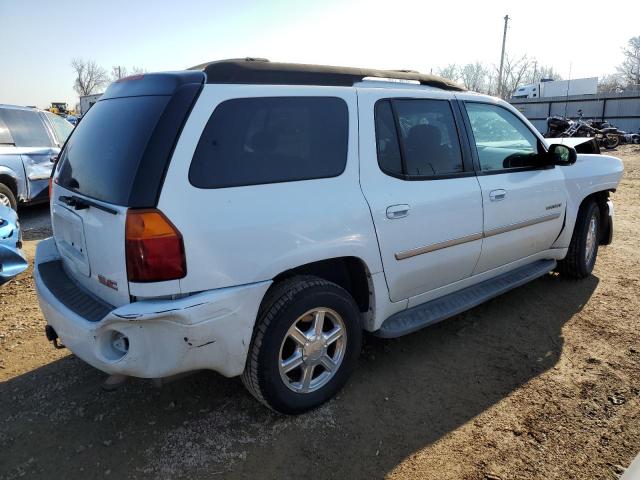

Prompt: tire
[
  {"left": 557, "top": 200, "right": 601, "bottom": 279},
  {"left": 0, "top": 183, "right": 17, "bottom": 211},
  {"left": 603, "top": 134, "right": 620, "bottom": 149},
  {"left": 242, "top": 275, "right": 362, "bottom": 414}
]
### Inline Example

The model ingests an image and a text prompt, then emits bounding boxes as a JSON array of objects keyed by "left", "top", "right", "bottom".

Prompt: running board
[{"left": 374, "top": 259, "right": 557, "bottom": 338}]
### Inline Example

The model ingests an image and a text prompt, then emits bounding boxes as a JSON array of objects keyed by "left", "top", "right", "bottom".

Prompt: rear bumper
[{"left": 34, "top": 238, "right": 271, "bottom": 378}]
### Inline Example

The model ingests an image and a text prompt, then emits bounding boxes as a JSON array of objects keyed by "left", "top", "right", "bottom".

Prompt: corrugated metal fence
[{"left": 510, "top": 92, "right": 640, "bottom": 134}]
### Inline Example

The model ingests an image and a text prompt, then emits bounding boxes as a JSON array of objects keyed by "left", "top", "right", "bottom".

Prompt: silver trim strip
[
  {"left": 395, "top": 232, "right": 483, "bottom": 260},
  {"left": 394, "top": 212, "right": 562, "bottom": 261},
  {"left": 482, "top": 212, "right": 562, "bottom": 238}
]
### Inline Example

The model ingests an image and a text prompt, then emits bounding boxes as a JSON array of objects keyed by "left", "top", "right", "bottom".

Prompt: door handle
[
  {"left": 386, "top": 204, "right": 410, "bottom": 219},
  {"left": 489, "top": 189, "right": 506, "bottom": 202}
]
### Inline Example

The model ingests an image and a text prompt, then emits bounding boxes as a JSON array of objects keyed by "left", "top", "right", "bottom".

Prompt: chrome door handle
[
  {"left": 489, "top": 189, "right": 506, "bottom": 201},
  {"left": 386, "top": 204, "right": 410, "bottom": 219}
]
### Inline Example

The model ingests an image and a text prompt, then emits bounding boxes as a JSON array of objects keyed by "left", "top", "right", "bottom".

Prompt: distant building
[{"left": 79, "top": 93, "right": 103, "bottom": 116}]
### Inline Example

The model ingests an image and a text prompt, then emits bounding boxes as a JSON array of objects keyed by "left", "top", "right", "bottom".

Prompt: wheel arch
[
  {"left": 554, "top": 188, "right": 614, "bottom": 249},
  {"left": 263, "top": 256, "right": 375, "bottom": 322},
  {"left": 0, "top": 173, "right": 19, "bottom": 198},
  {"left": 577, "top": 190, "right": 612, "bottom": 245}
]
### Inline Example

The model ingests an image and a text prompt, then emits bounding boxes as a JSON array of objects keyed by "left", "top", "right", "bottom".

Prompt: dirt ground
[{"left": 1, "top": 146, "right": 640, "bottom": 480}]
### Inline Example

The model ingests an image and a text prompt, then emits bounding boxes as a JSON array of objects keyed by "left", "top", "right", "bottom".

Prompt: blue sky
[{"left": 2, "top": 0, "right": 639, "bottom": 108}]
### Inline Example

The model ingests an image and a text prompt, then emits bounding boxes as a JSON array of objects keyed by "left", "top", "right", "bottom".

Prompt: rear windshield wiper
[{"left": 59, "top": 195, "right": 118, "bottom": 215}]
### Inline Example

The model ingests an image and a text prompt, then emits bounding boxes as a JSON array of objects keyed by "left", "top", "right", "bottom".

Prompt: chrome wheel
[
  {"left": 0, "top": 193, "right": 11, "bottom": 208},
  {"left": 278, "top": 308, "right": 347, "bottom": 394},
  {"left": 585, "top": 214, "right": 598, "bottom": 265}
]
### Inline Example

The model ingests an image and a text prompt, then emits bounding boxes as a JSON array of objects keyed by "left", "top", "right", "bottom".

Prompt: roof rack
[{"left": 189, "top": 58, "right": 466, "bottom": 91}]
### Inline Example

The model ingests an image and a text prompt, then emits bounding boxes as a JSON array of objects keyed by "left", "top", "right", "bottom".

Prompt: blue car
[
  {"left": 0, "top": 104, "right": 74, "bottom": 210},
  {"left": 0, "top": 205, "right": 27, "bottom": 285}
]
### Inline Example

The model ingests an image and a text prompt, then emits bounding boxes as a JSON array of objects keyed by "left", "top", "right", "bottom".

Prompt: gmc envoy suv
[{"left": 35, "top": 59, "right": 623, "bottom": 414}]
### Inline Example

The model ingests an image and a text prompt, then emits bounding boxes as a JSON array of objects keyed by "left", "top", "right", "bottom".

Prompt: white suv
[{"left": 35, "top": 59, "right": 623, "bottom": 414}]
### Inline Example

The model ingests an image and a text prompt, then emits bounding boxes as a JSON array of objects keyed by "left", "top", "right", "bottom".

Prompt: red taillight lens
[{"left": 125, "top": 209, "right": 186, "bottom": 282}]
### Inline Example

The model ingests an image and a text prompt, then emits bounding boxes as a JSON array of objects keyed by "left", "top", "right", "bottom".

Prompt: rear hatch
[{"left": 50, "top": 72, "right": 204, "bottom": 307}]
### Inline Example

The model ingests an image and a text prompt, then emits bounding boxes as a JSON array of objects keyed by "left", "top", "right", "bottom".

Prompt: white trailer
[
  {"left": 513, "top": 77, "right": 598, "bottom": 99},
  {"left": 79, "top": 93, "right": 103, "bottom": 116}
]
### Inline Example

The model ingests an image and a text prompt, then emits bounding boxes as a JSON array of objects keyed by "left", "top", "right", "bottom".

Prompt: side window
[
  {"left": 0, "top": 109, "right": 53, "bottom": 148},
  {"left": 189, "top": 97, "right": 348, "bottom": 189},
  {"left": 374, "top": 101, "right": 402, "bottom": 175},
  {"left": 0, "top": 115, "right": 13, "bottom": 145},
  {"left": 44, "top": 112, "right": 74, "bottom": 145},
  {"left": 374, "top": 99, "right": 464, "bottom": 178},
  {"left": 465, "top": 103, "right": 540, "bottom": 171}
]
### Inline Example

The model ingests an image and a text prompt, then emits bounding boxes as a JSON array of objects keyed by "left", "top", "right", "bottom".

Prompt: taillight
[{"left": 125, "top": 209, "right": 186, "bottom": 282}]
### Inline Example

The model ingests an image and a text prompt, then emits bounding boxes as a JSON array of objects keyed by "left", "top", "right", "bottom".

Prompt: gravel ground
[{"left": 1, "top": 146, "right": 640, "bottom": 480}]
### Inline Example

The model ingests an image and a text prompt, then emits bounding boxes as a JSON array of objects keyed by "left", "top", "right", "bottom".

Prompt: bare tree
[
  {"left": 459, "top": 62, "right": 489, "bottom": 92},
  {"left": 111, "top": 65, "right": 146, "bottom": 81},
  {"left": 71, "top": 58, "right": 109, "bottom": 96},
  {"left": 111, "top": 65, "right": 129, "bottom": 81},
  {"left": 436, "top": 64, "right": 459, "bottom": 82},
  {"left": 617, "top": 36, "right": 640, "bottom": 87},
  {"left": 524, "top": 63, "right": 562, "bottom": 85},
  {"left": 598, "top": 73, "right": 626, "bottom": 94},
  {"left": 498, "top": 54, "right": 531, "bottom": 99}
]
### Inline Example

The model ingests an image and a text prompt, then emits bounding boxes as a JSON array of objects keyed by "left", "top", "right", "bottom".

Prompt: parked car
[
  {"left": 34, "top": 59, "right": 623, "bottom": 414},
  {"left": 0, "top": 205, "right": 27, "bottom": 285},
  {"left": 0, "top": 104, "right": 74, "bottom": 210}
]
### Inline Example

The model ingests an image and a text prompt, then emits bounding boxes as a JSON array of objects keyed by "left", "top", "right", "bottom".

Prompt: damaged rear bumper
[{"left": 34, "top": 237, "right": 271, "bottom": 378}]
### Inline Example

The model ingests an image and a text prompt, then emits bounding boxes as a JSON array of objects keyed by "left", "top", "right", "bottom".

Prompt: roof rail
[{"left": 189, "top": 58, "right": 466, "bottom": 91}]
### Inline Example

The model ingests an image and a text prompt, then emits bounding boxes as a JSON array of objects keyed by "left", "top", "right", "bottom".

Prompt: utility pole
[{"left": 497, "top": 14, "right": 509, "bottom": 98}]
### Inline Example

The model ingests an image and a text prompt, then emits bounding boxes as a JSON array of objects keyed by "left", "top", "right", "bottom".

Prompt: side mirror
[{"left": 548, "top": 143, "right": 577, "bottom": 166}]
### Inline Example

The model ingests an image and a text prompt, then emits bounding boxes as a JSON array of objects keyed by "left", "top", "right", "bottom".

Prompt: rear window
[
  {"left": 189, "top": 97, "right": 348, "bottom": 189},
  {"left": 0, "top": 108, "right": 53, "bottom": 147},
  {"left": 57, "top": 96, "right": 169, "bottom": 205},
  {"left": 44, "top": 111, "right": 74, "bottom": 145}
]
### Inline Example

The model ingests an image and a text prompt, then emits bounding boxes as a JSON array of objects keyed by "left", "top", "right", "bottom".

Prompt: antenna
[{"left": 563, "top": 63, "right": 572, "bottom": 118}]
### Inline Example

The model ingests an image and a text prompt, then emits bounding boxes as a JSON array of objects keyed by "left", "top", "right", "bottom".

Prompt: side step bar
[{"left": 374, "top": 259, "right": 557, "bottom": 338}]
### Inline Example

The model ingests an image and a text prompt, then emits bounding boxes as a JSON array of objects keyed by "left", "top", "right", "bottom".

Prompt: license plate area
[{"left": 52, "top": 204, "right": 90, "bottom": 277}]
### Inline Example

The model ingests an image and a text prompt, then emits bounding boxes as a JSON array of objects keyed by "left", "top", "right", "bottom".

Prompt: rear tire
[
  {"left": 242, "top": 276, "right": 362, "bottom": 414},
  {"left": 557, "top": 200, "right": 601, "bottom": 279},
  {"left": 0, "top": 183, "right": 17, "bottom": 211}
]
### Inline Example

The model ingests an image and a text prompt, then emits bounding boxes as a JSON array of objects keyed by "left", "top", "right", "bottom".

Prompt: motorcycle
[
  {"left": 0, "top": 205, "right": 28, "bottom": 286},
  {"left": 544, "top": 110, "right": 620, "bottom": 149}
]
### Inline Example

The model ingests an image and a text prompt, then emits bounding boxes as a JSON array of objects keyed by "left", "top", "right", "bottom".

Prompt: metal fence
[{"left": 510, "top": 92, "right": 640, "bottom": 134}]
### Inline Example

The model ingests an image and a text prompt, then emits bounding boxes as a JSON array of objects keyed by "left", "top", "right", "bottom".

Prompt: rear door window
[
  {"left": 189, "top": 97, "right": 349, "bottom": 189},
  {"left": 56, "top": 96, "right": 169, "bottom": 205},
  {"left": 0, "top": 108, "right": 53, "bottom": 147},
  {"left": 374, "top": 99, "right": 464, "bottom": 178}
]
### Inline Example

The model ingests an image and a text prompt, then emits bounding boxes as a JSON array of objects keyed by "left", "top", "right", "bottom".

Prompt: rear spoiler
[{"left": 101, "top": 71, "right": 205, "bottom": 100}]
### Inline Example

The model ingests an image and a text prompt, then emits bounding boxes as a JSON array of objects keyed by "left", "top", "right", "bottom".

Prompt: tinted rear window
[
  {"left": 57, "top": 96, "right": 169, "bottom": 205},
  {"left": 189, "top": 97, "right": 348, "bottom": 189},
  {"left": 0, "top": 108, "right": 52, "bottom": 147}
]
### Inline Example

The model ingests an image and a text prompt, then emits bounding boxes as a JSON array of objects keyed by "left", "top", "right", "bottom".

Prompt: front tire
[
  {"left": 557, "top": 200, "right": 601, "bottom": 279},
  {"left": 242, "top": 276, "right": 362, "bottom": 414},
  {"left": 0, "top": 183, "right": 17, "bottom": 211},
  {"left": 603, "top": 134, "right": 620, "bottom": 149}
]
